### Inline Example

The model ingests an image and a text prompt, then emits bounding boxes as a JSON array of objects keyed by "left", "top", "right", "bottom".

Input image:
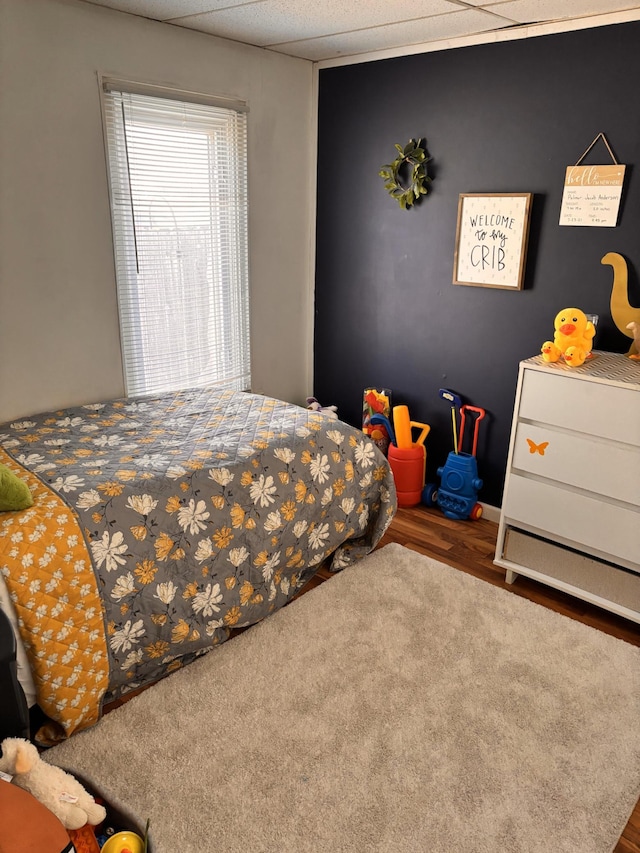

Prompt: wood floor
[{"left": 300, "top": 505, "right": 640, "bottom": 853}]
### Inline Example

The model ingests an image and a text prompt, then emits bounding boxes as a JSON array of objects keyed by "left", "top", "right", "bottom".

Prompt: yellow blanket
[{"left": 0, "top": 448, "right": 109, "bottom": 735}]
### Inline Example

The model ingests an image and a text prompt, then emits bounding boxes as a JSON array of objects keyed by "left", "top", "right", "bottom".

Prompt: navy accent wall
[{"left": 314, "top": 22, "right": 640, "bottom": 508}]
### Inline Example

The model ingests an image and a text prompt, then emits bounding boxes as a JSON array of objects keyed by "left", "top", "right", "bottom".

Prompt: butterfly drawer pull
[{"left": 526, "top": 438, "right": 549, "bottom": 456}]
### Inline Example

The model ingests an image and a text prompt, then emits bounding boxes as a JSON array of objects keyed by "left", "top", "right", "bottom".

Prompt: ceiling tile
[
  {"left": 83, "top": 0, "right": 260, "bottom": 21},
  {"left": 269, "top": 8, "right": 511, "bottom": 61},
  {"left": 173, "top": 0, "right": 460, "bottom": 45},
  {"left": 483, "top": 0, "right": 639, "bottom": 23}
]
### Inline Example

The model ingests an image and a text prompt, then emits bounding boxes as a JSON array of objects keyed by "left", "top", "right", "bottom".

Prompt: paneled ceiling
[{"left": 80, "top": 0, "right": 640, "bottom": 61}]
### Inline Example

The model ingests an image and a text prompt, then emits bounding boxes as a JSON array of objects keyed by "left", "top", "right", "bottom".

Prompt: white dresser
[{"left": 494, "top": 351, "right": 640, "bottom": 623}]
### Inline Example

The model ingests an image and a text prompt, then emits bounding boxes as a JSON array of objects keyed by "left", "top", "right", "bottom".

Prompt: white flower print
[
  {"left": 321, "top": 487, "right": 334, "bottom": 506},
  {"left": 91, "top": 530, "right": 128, "bottom": 572},
  {"left": 192, "top": 583, "right": 223, "bottom": 617},
  {"left": 309, "top": 453, "right": 330, "bottom": 484},
  {"left": 208, "top": 467, "right": 234, "bottom": 486},
  {"left": 16, "top": 453, "right": 45, "bottom": 467},
  {"left": 126, "top": 494, "right": 158, "bottom": 516},
  {"left": 326, "top": 429, "right": 345, "bottom": 445},
  {"left": 238, "top": 445, "right": 258, "bottom": 459},
  {"left": 194, "top": 538, "right": 214, "bottom": 564},
  {"left": 56, "top": 417, "right": 84, "bottom": 427},
  {"left": 273, "top": 447, "right": 296, "bottom": 464},
  {"left": 354, "top": 440, "right": 376, "bottom": 468},
  {"left": 120, "top": 650, "right": 144, "bottom": 670},
  {"left": 110, "top": 619, "right": 145, "bottom": 654},
  {"left": 177, "top": 499, "right": 210, "bottom": 535},
  {"left": 166, "top": 465, "right": 187, "bottom": 480},
  {"left": 332, "top": 550, "right": 351, "bottom": 569},
  {"left": 44, "top": 438, "right": 71, "bottom": 447},
  {"left": 293, "top": 520, "right": 308, "bottom": 538},
  {"left": 264, "top": 510, "right": 282, "bottom": 532},
  {"left": 359, "top": 507, "right": 370, "bottom": 530},
  {"left": 52, "top": 475, "right": 85, "bottom": 493},
  {"left": 261, "top": 551, "right": 281, "bottom": 582},
  {"left": 249, "top": 474, "right": 277, "bottom": 507},
  {"left": 360, "top": 472, "right": 373, "bottom": 488},
  {"left": 9, "top": 420, "right": 36, "bottom": 430},
  {"left": 136, "top": 453, "right": 171, "bottom": 470},
  {"left": 205, "top": 619, "right": 225, "bottom": 636},
  {"left": 93, "top": 434, "right": 125, "bottom": 448},
  {"left": 154, "top": 581, "right": 178, "bottom": 604},
  {"left": 340, "top": 497, "right": 356, "bottom": 515},
  {"left": 111, "top": 572, "right": 136, "bottom": 601},
  {"left": 228, "top": 546, "right": 249, "bottom": 568},
  {"left": 309, "top": 523, "right": 330, "bottom": 550}
]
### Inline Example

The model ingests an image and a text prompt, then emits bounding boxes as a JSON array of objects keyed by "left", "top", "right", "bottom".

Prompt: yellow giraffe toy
[{"left": 601, "top": 252, "right": 640, "bottom": 357}]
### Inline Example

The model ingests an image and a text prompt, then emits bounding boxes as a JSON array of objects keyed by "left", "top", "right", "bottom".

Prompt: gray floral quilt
[{"left": 0, "top": 387, "right": 396, "bottom": 734}]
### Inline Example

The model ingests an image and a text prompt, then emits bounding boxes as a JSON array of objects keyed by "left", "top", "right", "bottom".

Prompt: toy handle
[
  {"left": 410, "top": 421, "right": 431, "bottom": 447},
  {"left": 393, "top": 406, "right": 412, "bottom": 449},
  {"left": 370, "top": 414, "right": 396, "bottom": 446},
  {"left": 458, "top": 406, "right": 486, "bottom": 457}
]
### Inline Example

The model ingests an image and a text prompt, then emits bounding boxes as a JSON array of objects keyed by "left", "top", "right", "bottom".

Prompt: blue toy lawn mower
[{"left": 422, "top": 391, "right": 486, "bottom": 521}]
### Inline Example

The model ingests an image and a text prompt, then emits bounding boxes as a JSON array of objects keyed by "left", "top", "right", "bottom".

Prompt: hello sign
[
  {"left": 559, "top": 133, "right": 625, "bottom": 228},
  {"left": 453, "top": 193, "right": 533, "bottom": 290}
]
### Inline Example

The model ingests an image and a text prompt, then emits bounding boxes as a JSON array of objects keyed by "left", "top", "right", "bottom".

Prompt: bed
[{"left": 0, "top": 386, "right": 396, "bottom": 738}]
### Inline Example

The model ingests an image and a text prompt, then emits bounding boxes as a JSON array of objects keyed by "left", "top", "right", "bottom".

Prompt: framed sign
[{"left": 453, "top": 193, "right": 533, "bottom": 290}]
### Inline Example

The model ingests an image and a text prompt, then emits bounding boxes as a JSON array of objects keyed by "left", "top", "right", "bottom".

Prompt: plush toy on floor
[
  {"left": 0, "top": 737, "right": 106, "bottom": 830},
  {"left": 306, "top": 397, "right": 338, "bottom": 419},
  {"left": 541, "top": 307, "right": 596, "bottom": 367}
]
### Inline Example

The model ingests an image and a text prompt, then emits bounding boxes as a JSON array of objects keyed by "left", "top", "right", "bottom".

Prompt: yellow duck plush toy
[{"left": 541, "top": 308, "right": 596, "bottom": 367}]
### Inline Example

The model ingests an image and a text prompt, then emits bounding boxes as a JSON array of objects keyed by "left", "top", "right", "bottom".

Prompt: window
[{"left": 101, "top": 81, "right": 250, "bottom": 397}]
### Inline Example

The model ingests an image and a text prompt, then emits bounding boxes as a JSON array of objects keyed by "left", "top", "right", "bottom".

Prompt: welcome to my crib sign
[{"left": 453, "top": 192, "right": 533, "bottom": 290}]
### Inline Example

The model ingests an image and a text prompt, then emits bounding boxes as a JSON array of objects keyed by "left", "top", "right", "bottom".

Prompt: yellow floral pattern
[
  {"left": 0, "top": 447, "right": 109, "bottom": 736},
  {"left": 0, "top": 388, "right": 396, "bottom": 731}
]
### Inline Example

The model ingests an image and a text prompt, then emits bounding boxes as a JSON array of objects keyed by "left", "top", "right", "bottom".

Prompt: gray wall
[{"left": 0, "top": 0, "right": 315, "bottom": 421}]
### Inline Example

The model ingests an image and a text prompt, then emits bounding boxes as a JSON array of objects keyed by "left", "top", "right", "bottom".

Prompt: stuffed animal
[
  {"left": 306, "top": 396, "right": 338, "bottom": 419},
  {"left": 541, "top": 308, "right": 596, "bottom": 367},
  {"left": 0, "top": 737, "right": 106, "bottom": 830}
]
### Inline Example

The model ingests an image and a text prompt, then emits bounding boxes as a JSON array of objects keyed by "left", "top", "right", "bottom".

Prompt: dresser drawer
[
  {"left": 502, "top": 474, "right": 640, "bottom": 569},
  {"left": 518, "top": 368, "right": 640, "bottom": 444},
  {"left": 511, "top": 422, "right": 640, "bottom": 506}
]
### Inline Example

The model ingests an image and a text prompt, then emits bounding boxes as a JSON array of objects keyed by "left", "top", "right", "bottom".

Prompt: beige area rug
[{"left": 49, "top": 543, "right": 640, "bottom": 853}]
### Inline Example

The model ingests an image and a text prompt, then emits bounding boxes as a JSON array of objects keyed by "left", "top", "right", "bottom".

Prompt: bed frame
[{"left": 0, "top": 609, "right": 30, "bottom": 743}]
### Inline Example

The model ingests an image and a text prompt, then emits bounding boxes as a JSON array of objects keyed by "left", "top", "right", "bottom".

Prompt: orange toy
[{"left": 388, "top": 406, "right": 431, "bottom": 507}]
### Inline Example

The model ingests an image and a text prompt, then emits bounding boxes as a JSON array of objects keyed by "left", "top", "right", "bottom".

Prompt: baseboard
[{"left": 480, "top": 503, "right": 501, "bottom": 523}]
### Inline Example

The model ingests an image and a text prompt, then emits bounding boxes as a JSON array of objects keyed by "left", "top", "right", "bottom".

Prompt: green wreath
[{"left": 379, "top": 138, "right": 432, "bottom": 210}]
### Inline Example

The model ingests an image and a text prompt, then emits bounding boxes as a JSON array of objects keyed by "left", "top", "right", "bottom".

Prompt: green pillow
[{"left": 0, "top": 463, "right": 34, "bottom": 512}]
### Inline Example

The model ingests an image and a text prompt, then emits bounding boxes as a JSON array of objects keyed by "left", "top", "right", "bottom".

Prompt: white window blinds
[{"left": 102, "top": 83, "right": 250, "bottom": 397}]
